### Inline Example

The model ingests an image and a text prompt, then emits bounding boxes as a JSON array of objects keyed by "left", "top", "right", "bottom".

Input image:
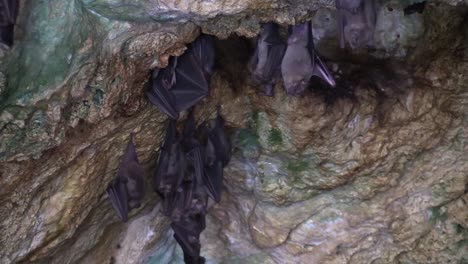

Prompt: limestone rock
[{"left": 0, "top": 0, "right": 467, "bottom": 264}]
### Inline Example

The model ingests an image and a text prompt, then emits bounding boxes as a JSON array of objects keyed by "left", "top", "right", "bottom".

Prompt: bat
[
  {"left": 337, "top": 0, "right": 377, "bottom": 49},
  {"left": 249, "top": 22, "right": 286, "bottom": 96},
  {"left": 153, "top": 120, "right": 187, "bottom": 208},
  {"left": 153, "top": 108, "right": 231, "bottom": 263},
  {"left": 281, "top": 21, "right": 336, "bottom": 96},
  {"left": 146, "top": 35, "right": 216, "bottom": 120},
  {"left": 0, "top": 0, "right": 18, "bottom": 47},
  {"left": 107, "top": 133, "right": 146, "bottom": 222},
  {"left": 196, "top": 109, "right": 230, "bottom": 202},
  {"left": 0, "top": 0, "right": 19, "bottom": 47},
  {"left": 171, "top": 213, "right": 206, "bottom": 260},
  {"left": 201, "top": 109, "right": 231, "bottom": 167}
]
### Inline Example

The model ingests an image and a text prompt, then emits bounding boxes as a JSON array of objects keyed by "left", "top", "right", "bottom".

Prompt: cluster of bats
[
  {"left": 0, "top": 0, "right": 18, "bottom": 47},
  {"left": 108, "top": 34, "right": 230, "bottom": 263},
  {"left": 105, "top": 1, "right": 427, "bottom": 263},
  {"left": 107, "top": 110, "right": 230, "bottom": 264},
  {"left": 249, "top": 0, "right": 382, "bottom": 97}
]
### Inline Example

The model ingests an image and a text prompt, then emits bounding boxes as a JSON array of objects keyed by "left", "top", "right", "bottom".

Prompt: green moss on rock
[{"left": 268, "top": 128, "right": 283, "bottom": 147}]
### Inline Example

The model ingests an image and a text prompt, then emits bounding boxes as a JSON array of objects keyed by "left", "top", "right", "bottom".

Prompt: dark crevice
[
  {"left": 404, "top": 1, "right": 427, "bottom": 16},
  {"left": 213, "top": 34, "right": 254, "bottom": 94}
]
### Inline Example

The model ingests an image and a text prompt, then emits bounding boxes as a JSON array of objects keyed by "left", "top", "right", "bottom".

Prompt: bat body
[
  {"left": 154, "top": 120, "right": 187, "bottom": 205},
  {"left": 281, "top": 21, "right": 336, "bottom": 96},
  {"left": 337, "top": 0, "right": 377, "bottom": 49},
  {"left": 146, "top": 35, "right": 215, "bottom": 120},
  {"left": 0, "top": 0, "right": 19, "bottom": 47},
  {"left": 249, "top": 22, "right": 286, "bottom": 96},
  {"left": 107, "top": 134, "right": 146, "bottom": 222},
  {"left": 153, "top": 109, "right": 230, "bottom": 263}
]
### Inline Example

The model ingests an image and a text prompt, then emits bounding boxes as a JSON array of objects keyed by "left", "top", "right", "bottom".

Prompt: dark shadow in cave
[{"left": 212, "top": 34, "right": 255, "bottom": 94}]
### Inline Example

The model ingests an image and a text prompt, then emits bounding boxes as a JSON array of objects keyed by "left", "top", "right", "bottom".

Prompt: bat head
[
  {"left": 287, "top": 23, "right": 310, "bottom": 46},
  {"left": 282, "top": 68, "right": 312, "bottom": 96},
  {"left": 125, "top": 163, "right": 145, "bottom": 199},
  {"left": 344, "top": 14, "right": 372, "bottom": 49}
]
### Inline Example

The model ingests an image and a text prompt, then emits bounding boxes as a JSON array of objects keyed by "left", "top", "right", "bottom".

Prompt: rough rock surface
[{"left": 0, "top": 0, "right": 467, "bottom": 264}]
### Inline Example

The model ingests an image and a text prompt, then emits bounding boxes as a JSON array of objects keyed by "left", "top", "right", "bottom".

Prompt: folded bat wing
[
  {"left": 146, "top": 64, "right": 179, "bottom": 120},
  {"left": 147, "top": 35, "right": 214, "bottom": 120},
  {"left": 107, "top": 178, "right": 129, "bottom": 222},
  {"left": 306, "top": 21, "right": 337, "bottom": 88},
  {"left": 191, "top": 35, "right": 216, "bottom": 78},
  {"left": 0, "top": 0, "right": 19, "bottom": 47},
  {"left": 171, "top": 221, "right": 202, "bottom": 257},
  {"left": 171, "top": 54, "right": 209, "bottom": 113},
  {"left": 203, "top": 160, "right": 223, "bottom": 202},
  {"left": 187, "top": 146, "right": 205, "bottom": 183},
  {"left": 125, "top": 162, "right": 146, "bottom": 204},
  {"left": 209, "top": 115, "right": 232, "bottom": 167},
  {"left": 311, "top": 53, "right": 337, "bottom": 87}
]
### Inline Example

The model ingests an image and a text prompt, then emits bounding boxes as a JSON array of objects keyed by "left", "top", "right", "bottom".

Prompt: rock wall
[{"left": 0, "top": 0, "right": 467, "bottom": 264}]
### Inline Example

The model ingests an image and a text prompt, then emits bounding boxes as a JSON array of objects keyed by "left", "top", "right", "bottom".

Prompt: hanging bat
[
  {"left": 281, "top": 21, "right": 336, "bottom": 96},
  {"left": 200, "top": 109, "right": 231, "bottom": 167},
  {"left": 146, "top": 35, "right": 215, "bottom": 120},
  {"left": 166, "top": 180, "right": 193, "bottom": 221},
  {"left": 0, "top": 0, "right": 19, "bottom": 47},
  {"left": 195, "top": 109, "right": 230, "bottom": 202},
  {"left": 337, "top": 0, "right": 377, "bottom": 49},
  {"left": 249, "top": 22, "right": 286, "bottom": 96},
  {"left": 107, "top": 133, "right": 146, "bottom": 222},
  {"left": 171, "top": 214, "right": 206, "bottom": 260},
  {"left": 153, "top": 120, "right": 187, "bottom": 204},
  {"left": 203, "top": 152, "right": 223, "bottom": 202}
]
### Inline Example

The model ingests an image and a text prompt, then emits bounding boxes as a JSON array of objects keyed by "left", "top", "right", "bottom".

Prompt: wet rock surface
[{"left": 0, "top": 0, "right": 467, "bottom": 264}]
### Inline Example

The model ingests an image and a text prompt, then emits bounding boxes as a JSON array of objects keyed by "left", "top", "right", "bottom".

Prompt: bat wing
[
  {"left": 203, "top": 161, "right": 223, "bottom": 202},
  {"left": 153, "top": 146, "right": 169, "bottom": 195},
  {"left": 307, "top": 21, "right": 336, "bottom": 88},
  {"left": 146, "top": 66, "right": 179, "bottom": 120},
  {"left": 165, "top": 141, "right": 187, "bottom": 193},
  {"left": 0, "top": 0, "right": 18, "bottom": 25},
  {"left": 121, "top": 133, "right": 139, "bottom": 165},
  {"left": 153, "top": 120, "right": 181, "bottom": 196},
  {"left": 210, "top": 115, "right": 231, "bottom": 167},
  {"left": 191, "top": 35, "right": 216, "bottom": 78},
  {"left": 171, "top": 35, "right": 215, "bottom": 113},
  {"left": 187, "top": 146, "right": 205, "bottom": 183},
  {"left": 0, "top": 0, "right": 18, "bottom": 47},
  {"left": 125, "top": 162, "right": 146, "bottom": 206},
  {"left": 183, "top": 254, "right": 205, "bottom": 264},
  {"left": 311, "top": 53, "right": 336, "bottom": 87},
  {"left": 106, "top": 178, "right": 129, "bottom": 222},
  {"left": 171, "top": 222, "right": 201, "bottom": 257},
  {"left": 262, "top": 23, "right": 284, "bottom": 46},
  {"left": 183, "top": 109, "right": 197, "bottom": 144},
  {"left": 203, "top": 136, "right": 216, "bottom": 166},
  {"left": 264, "top": 44, "right": 285, "bottom": 79},
  {"left": 171, "top": 54, "right": 209, "bottom": 113}
]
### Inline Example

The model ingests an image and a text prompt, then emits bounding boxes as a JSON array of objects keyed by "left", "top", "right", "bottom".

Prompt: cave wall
[{"left": 0, "top": 0, "right": 467, "bottom": 263}]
